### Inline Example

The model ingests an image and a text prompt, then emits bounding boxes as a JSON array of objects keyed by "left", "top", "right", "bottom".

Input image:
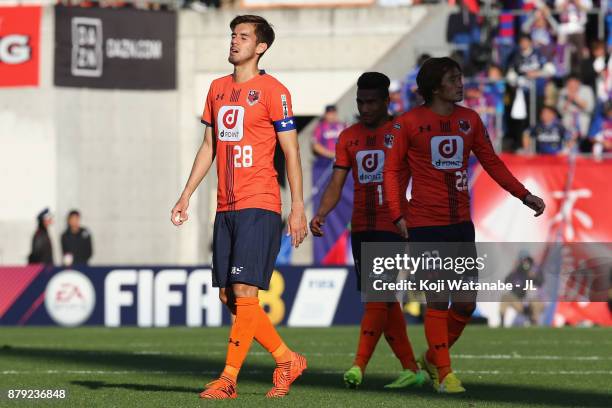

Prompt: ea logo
[
  {"left": 44, "top": 270, "right": 96, "bottom": 327},
  {"left": 0, "top": 35, "right": 31, "bottom": 64},
  {"left": 431, "top": 136, "right": 463, "bottom": 170},
  {"left": 362, "top": 153, "right": 379, "bottom": 172},
  {"left": 223, "top": 108, "right": 240, "bottom": 129},
  {"left": 439, "top": 138, "right": 458, "bottom": 158}
]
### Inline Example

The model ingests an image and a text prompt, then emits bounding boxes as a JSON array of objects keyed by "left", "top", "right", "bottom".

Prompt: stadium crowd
[{"left": 385, "top": 1, "right": 612, "bottom": 158}]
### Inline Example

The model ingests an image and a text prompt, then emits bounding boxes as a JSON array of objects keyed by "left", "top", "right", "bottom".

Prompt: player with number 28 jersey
[{"left": 201, "top": 72, "right": 295, "bottom": 214}]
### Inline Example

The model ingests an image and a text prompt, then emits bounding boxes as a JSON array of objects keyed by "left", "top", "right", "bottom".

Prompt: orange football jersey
[
  {"left": 201, "top": 72, "right": 296, "bottom": 214},
  {"left": 384, "top": 105, "right": 530, "bottom": 228},
  {"left": 334, "top": 120, "right": 410, "bottom": 233}
]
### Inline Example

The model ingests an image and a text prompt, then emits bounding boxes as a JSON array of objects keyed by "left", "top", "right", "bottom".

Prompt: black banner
[{"left": 54, "top": 6, "right": 176, "bottom": 90}]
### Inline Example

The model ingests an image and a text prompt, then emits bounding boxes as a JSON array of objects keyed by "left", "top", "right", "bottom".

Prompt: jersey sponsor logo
[
  {"left": 458, "top": 119, "right": 471, "bottom": 134},
  {"left": 356, "top": 150, "right": 384, "bottom": 184},
  {"left": 281, "top": 94, "right": 289, "bottom": 118},
  {"left": 384, "top": 134, "right": 394, "bottom": 148},
  {"left": 431, "top": 136, "right": 463, "bottom": 169},
  {"left": 217, "top": 106, "right": 244, "bottom": 141},
  {"left": 247, "top": 89, "right": 260, "bottom": 106}
]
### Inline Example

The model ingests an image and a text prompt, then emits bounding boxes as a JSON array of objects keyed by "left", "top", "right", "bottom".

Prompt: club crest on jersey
[
  {"left": 247, "top": 90, "right": 260, "bottom": 106},
  {"left": 458, "top": 119, "right": 471, "bottom": 134},
  {"left": 384, "top": 134, "right": 394, "bottom": 148},
  {"left": 393, "top": 123, "right": 401, "bottom": 130}
]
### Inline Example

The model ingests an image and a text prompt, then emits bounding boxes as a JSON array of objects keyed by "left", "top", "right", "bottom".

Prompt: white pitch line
[{"left": 2, "top": 369, "right": 612, "bottom": 376}]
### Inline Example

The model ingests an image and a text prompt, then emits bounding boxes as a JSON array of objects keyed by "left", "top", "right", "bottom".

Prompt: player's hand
[
  {"left": 171, "top": 196, "right": 190, "bottom": 226},
  {"left": 395, "top": 217, "right": 409, "bottom": 239},
  {"left": 309, "top": 215, "right": 326, "bottom": 237},
  {"left": 524, "top": 194, "right": 545, "bottom": 217},
  {"left": 287, "top": 202, "right": 308, "bottom": 248}
]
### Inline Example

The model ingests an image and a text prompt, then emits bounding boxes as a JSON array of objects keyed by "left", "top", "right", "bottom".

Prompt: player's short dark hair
[
  {"left": 230, "top": 15, "right": 275, "bottom": 53},
  {"left": 68, "top": 209, "right": 80, "bottom": 218},
  {"left": 357, "top": 72, "right": 390, "bottom": 99},
  {"left": 416, "top": 57, "right": 462, "bottom": 104}
]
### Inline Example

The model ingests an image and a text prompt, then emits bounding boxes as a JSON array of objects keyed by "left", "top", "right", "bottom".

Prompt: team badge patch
[
  {"left": 384, "top": 134, "right": 394, "bottom": 148},
  {"left": 393, "top": 123, "right": 401, "bottom": 130},
  {"left": 458, "top": 119, "right": 471, "bottom": 134},
  {"left": 247, "top": 90, "right": 260, "bottom": 106}
]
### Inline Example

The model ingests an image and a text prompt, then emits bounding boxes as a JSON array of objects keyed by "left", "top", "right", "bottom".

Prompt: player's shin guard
[
  {"left": 384, "top": 302, "right": 418, "bottom": 371},
  {"left": 424, "top": 308, "right": 451, "bottom": 382},
  {"left": 447, "top": 307, "right": 472, "bottom": 348},
  {"left": 353, "top": 302, "right": 387, "bottom": 372},
  {"left": 223, "top": 297, "right": 261, "bottom": 381}
]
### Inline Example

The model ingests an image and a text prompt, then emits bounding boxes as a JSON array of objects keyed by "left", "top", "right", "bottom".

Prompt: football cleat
[
  {"left": 435, "top": 372, "right": 466, "bottom": 394},
  {"left": 384, "top": 369, "right": 427, "bottom": 389},
  {"left": 199, "top": 376, "right": 237, "bottom": 399},
  {"left": 343, "top": 365, "right": 363, "bottom": 389},
  {"left": 266, "top": 352, "right": 307, "bottom": 398}
]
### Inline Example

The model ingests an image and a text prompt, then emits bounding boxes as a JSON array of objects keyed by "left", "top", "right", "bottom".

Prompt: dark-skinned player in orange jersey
[
  {"left": 310, "top": 72, "right": 425, "bottom": 390},
  {"left": 384, "top": 57, "right": 545, "bottom": 393}
]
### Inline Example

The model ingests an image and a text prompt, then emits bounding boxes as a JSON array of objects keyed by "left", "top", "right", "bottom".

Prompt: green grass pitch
[{"left": 0, "top": 326, "right": 611, "bottom": 407}]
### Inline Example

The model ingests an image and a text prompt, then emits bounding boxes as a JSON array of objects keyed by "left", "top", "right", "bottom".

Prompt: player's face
[
  {"left": 435, "top": 68, "right": 463, "bottom": 103},
  {"left": 356, "top": 89, "right": 389, "bottom": 127},
  {"left": 228, "top": 23, "right": 267, "bottom": 66},
  {"left": 68, "top": 214, "right": 80, "bottom": 230}
]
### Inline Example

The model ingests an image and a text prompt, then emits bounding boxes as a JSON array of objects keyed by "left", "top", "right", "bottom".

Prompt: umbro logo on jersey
[
  {"left": 419, "top": 125, "right": 432, "bottom": 133},
  {"left": 229, "top": 338, "right": 240, "bottom": 347},
  {"left": 347, "top": 140, "right": 359, "bottom": 147},
  {"left": 216, "top": 93, "right": 224, "bottom": 101}
]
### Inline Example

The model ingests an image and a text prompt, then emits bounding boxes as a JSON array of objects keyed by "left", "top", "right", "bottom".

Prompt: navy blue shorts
[
  {"left": 212, "top": 208, "right": 282, "bottom": 290},
  {"left": 408, "top": 221, "right": 478, "bottom": 281},
  {"left": 351, "top": 230, "right": 406, "bottom": 291}
]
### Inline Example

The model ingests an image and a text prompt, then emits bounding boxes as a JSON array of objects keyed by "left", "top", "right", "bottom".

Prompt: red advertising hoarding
[{"left": 0, "top": 6, "right": 41, "bottom": 87}]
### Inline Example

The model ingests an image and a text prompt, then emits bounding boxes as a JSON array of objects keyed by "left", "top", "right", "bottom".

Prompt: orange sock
[
  {"left": 224, "top": 297, "right": 260, "bottom": 380},
  {"left": 252, "top": 304, "right": 292, "bottom": 364},
  {"left": 384, "top": 302, "right": 418, "bottom": 372},
  {"left": 353, "top": 302, "right": 387, "bottom": 372},
  {"left": 447, "top": 308, "right": 471, "bottom": 348},
  {"left": 424, "top": 308, "right": 451, "bottom": 381}
]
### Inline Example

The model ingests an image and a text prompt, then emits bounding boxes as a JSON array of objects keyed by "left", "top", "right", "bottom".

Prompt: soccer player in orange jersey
[
  {"left": 310, "top": 72, "right": 425, "bottom": 390},
  {"left": 171, "top": 15, "right": 308, "bottom": 399},
  {"left": 384, "top": 57, "right": 545, "bottom": 393}
]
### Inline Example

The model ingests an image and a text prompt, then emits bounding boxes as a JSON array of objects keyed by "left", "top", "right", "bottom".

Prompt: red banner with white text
[{"left": 0, "top": 6, "right": 41, "bottom": 87}]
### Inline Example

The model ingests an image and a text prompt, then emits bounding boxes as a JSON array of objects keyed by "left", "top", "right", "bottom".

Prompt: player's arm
[
  {"left": 311, "top": 129, "right": 351, "bottom": 236},
  {"left": 310, "top": 168, "right": 349, "bottom": 237},
  {"left": 383, "top": 118, "right": 409, "bottom": 238},
  {"left": 472, "top": 118, "right": 545, "bottom": 216},
  {"left": 278, "top": 129, "right": 308, "bottom": 248},
  {"left": 312, "top": 141, "right": 335, "bottom": 159},
  {"left": 171, "top": 125, "right": 216, "bottom": 226}
]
